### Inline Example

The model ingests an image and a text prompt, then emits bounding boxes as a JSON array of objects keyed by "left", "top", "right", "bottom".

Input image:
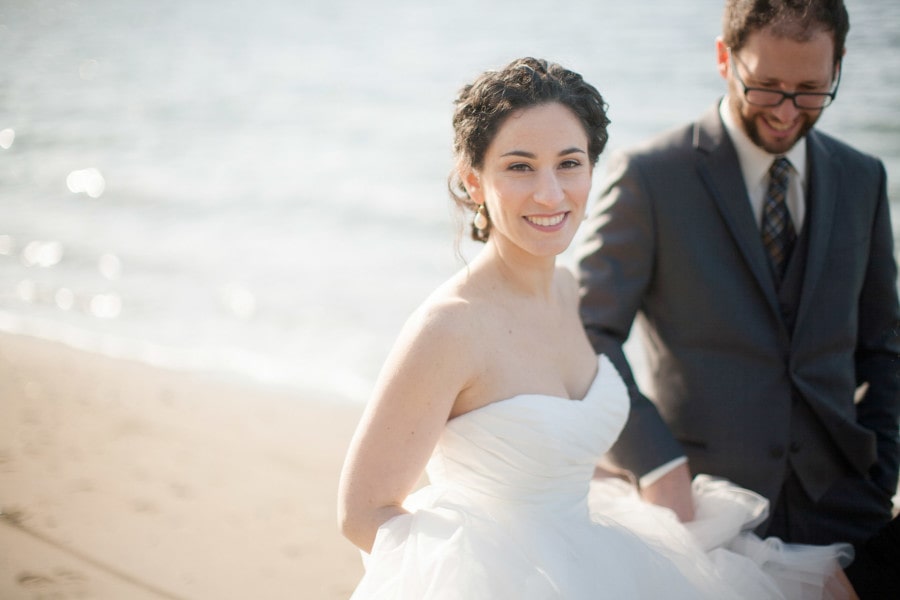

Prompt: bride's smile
[{"left": 524, "top": 212, "right": 568, "bottom": 229}]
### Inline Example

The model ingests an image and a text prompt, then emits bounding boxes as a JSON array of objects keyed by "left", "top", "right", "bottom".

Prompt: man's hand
[
  {"left": 826, "top": 568, "right": 859, "bottom": 600},
  {"left": 640, "top": 462, "right": 695, "bottom": 522}
]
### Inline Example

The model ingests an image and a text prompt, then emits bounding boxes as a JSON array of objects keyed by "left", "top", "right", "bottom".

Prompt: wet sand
[{"left": 0, "top": 332, "right": 364, "bottom": 599}]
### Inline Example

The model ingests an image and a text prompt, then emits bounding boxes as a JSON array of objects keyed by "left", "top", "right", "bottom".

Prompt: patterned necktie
[{"left": 761, "top": 157, "right": 796, "bottom": 281}]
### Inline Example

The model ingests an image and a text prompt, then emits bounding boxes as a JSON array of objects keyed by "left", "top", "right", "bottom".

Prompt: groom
[{"left": 576, "top": 0, "right": 899, "bottom": 550}]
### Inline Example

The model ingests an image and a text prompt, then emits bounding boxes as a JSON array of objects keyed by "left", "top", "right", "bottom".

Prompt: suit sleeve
[
  {"left": 855, "top": 160, "right": 900, "bottom": 498},
  {"left": 576, "top": 151, "right": 685, "bottom": 478}
]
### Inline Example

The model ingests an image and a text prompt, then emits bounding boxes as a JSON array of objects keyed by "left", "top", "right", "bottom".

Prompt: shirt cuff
[{"left": 638, "top": 456, "right": 688, "bottom": 489}]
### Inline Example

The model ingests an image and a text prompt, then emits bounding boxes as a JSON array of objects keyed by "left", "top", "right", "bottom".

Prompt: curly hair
[
  {"left": 448, "top": 57, "right": 610, "bottom": 242},
  {"left": 722, "top": 0, "right": 849, "bottom": 65}
]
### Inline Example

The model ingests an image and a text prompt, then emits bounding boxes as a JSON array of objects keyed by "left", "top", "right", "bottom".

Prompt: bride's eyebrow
[
  {"left": 500, "top": 147, "right": 586, "bottom": 158},
  {"left": 559, "top": 147, "right": 586, "bottom": 156},
  {"left": 501, "top": 150, "right": 537, "bottom": 158}
]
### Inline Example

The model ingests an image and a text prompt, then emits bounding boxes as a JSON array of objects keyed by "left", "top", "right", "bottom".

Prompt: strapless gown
[{"left": 350, "top": 355, "right": 853, "bottom": 599}]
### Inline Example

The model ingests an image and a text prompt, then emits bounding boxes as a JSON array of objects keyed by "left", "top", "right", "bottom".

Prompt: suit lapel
[
  {"left": 794, "top": 130, "right": 838, "bottom": 335},
  {"left": 692, "top": 105, "right": 784, "bottom": 325}
]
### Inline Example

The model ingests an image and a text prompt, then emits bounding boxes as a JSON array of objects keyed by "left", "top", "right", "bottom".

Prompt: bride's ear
[{"left": 461, "top": 168, "right": 483, "bottom": 203}]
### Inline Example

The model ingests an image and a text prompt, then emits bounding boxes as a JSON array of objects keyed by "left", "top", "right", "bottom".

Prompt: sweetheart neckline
[{"left": 449, "top": 355, "right": 611, "bottom": 422}]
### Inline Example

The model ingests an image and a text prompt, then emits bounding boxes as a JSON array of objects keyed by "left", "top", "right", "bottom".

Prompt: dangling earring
[{"left": 473, "top": 203, "right": 489, "bottom": 231}]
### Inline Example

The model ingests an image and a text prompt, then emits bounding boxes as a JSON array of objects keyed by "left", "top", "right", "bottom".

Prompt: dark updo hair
[{"left": 449, "top": 57, "right": 610, "bottom": 242}]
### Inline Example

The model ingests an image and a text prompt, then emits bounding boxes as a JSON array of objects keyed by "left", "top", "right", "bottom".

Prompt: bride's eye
[
  {"left": 508, "top": 162, "right": 532, "bottom": 171},
  {"left": 560, "top": 159, "right": 582, "bottom": 169}
]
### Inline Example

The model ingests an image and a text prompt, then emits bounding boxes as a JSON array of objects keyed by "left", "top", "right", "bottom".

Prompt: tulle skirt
[{"left": 350, "top": 475, "right": 854, "bottom": 599}]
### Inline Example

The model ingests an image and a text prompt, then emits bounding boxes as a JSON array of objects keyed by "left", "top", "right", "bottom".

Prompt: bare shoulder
[
  {"left": 407, "top": 272, "right": 481, "bottom": 345},
  {"left": 555, "top": 265, "right": 580, "bottom": 306},
  {"left": 383, "top": 271, "right": 485, "bottom": 393},
  {"left": 402, "top": 296, "right": 471, "bottom": 354},
  {"left": 556, "top": 264, "right": 578, "bottom": 287}
]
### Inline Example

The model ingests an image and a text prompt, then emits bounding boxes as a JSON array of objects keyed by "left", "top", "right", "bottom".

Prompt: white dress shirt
[{"left": 719, "top": 97, "right": 808, "bottom": 232}]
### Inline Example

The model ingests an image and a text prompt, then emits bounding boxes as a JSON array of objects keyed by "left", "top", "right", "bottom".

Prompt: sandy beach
[
  {"left": 3, "top": 330, "right": 898, "bottom": 600},
  {"left": 0, "top": 332, "right": 365, "bottom": 599}
]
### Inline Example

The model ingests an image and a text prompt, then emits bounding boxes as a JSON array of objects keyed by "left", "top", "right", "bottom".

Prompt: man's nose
[{"left": 770, "top": 94, "right": 802, "bottom": 122}]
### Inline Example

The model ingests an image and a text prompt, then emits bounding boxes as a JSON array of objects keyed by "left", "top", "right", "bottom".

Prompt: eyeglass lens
[{"left": 744, "top": 89, "right": 832, "bottom": 109}]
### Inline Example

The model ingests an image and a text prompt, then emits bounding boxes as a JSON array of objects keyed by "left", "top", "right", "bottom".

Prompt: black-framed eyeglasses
[{"left": 728, "top": 48, "right": 841, "bottom": 110}]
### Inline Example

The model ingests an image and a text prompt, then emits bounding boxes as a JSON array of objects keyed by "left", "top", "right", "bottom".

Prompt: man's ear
[{"left": 715, "top": 37, "right": 729, "bottom": 80}]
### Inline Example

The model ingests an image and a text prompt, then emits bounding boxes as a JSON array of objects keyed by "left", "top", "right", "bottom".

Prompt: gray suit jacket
[{"left": 577, "top": 102, "right": 900, "bottom": 508}]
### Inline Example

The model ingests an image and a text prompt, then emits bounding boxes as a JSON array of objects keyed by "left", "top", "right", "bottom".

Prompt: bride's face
[{"left": 464, "top": 102, "right": 593, "bottom": 259}]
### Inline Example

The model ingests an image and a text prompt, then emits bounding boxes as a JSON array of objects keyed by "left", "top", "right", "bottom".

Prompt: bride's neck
[{"left": 477, "top": 239, "right": 558, "bottom": 300}]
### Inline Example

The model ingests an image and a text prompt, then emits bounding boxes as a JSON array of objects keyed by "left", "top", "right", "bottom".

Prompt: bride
[{"left": 337, "top": 57, "right": 855, "bottom": 599}]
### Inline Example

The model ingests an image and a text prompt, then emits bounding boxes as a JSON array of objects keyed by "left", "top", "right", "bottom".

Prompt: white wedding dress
[{"left": 351, "top": 355, "right": 853, "bottom": 599}]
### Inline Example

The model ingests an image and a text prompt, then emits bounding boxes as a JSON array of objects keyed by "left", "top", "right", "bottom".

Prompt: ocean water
[{"left": 1, "top": 0, "right": 898, "bottom": 403}]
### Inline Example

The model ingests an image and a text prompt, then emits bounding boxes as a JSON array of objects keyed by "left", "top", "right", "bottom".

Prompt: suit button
[
  {"left": 790, "top": 441, "right": 802, "bottom": 453},
  {"left": 770, "top": 445, "right": 785, "bottom": 459}
]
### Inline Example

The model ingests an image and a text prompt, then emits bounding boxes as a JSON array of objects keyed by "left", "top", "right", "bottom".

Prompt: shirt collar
[{"left": 719, "top": 96, "right": 807, "bottom": 188}]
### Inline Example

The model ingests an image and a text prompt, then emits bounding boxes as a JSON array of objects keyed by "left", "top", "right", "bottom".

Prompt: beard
[{"left": 729, "top": 94, "right": 819, "bottom": 155}]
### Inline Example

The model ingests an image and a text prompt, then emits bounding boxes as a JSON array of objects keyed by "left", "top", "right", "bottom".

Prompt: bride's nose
[{"left": 533, "top": 169, "right": 565, "bottom": 206}]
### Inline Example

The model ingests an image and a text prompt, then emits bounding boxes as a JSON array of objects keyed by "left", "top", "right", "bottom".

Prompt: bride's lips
[{"left": 524, "top": 212, "right": 569, "bottom": 231}]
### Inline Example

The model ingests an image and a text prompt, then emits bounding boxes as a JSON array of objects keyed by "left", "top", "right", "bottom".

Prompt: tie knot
[{"left": 769, "top": 157, "right": 791, "bottom": 181}]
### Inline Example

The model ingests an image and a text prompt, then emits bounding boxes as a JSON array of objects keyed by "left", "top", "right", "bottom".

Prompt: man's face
[{"left": 720, "top": 27, "right": 838, "bottom": 154}]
